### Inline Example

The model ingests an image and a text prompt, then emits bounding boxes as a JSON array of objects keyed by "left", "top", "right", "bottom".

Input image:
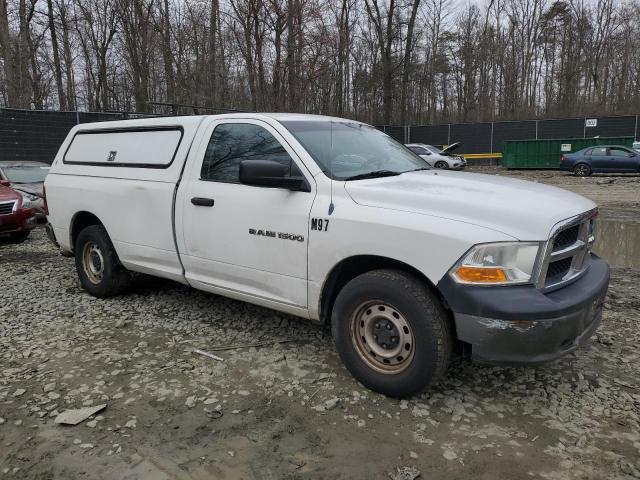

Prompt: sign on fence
[{"left": 585, "top": 119, "right": 598, "bottom": 127}]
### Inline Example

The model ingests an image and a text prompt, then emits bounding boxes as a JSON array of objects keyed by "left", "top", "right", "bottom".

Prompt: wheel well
[
  {"left": 70, "top": 211, "right": 103, "bottom": 251},
  {"left": 319, "top": 255, "right": 447, "bottom": 324}
]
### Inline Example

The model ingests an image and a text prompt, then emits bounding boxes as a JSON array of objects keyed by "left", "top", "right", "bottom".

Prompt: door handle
[{"left": 191, "top": 197, "right": 215, "bottom": 207}]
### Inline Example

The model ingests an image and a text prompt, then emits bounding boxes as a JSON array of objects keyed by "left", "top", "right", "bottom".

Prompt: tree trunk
[
  {"left": 162, "top": 0, "right": 176, "bottom": 104},
  {"left": 400, "top": 0, "right": 420, "bottom": 125},
  {"left": 47, "top": 0, "right": 66, "bottom": 109},
  {"left": 0, "top": 0, "right": 18, "bottom": 106}
]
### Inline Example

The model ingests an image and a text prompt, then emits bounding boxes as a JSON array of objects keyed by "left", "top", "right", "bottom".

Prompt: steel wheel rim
[
  {"left": 575, "top": 165, "right": 589, "bottom": 176},
  {"left": 350, "top": 301, "right": 415, "bottom": 374},
  {"left": 82, "top": 241, "right": 104, "bottom": 284}
]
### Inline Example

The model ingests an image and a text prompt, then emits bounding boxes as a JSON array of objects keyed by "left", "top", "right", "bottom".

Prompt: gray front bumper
[
  {"left": 454, "top": 302, "right": 603, "bottom": 364},
  {"left": 439, "top": 255, "right": 609, "bottom": 364}
]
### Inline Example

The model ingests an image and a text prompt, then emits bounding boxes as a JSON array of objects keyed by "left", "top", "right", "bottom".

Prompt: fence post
[
  {"left": 447, "top": 124, "right": 451, "bottom": 145},
  {"left": 535, "top": 120, "right": 538, "bottom": 139},
  {"left": 490, "top": 122, "right": 494, "bottom": 153},
  {"left": 76, "top": 110, "right": 80, "bottom": 125},
  {"left": 635, "top": 116, "right": 638, "bottom": 140},
  {"left": 583, "top": 117, "right": 586, "bottom": 138}
]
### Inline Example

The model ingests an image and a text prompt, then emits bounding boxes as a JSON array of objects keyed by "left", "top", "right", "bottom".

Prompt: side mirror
[
  {"left": 0, "top": 179, "right": 10, "bottom": 187},
  {"left": 239, "top": 160, "right": 310, "bottom": 192}
]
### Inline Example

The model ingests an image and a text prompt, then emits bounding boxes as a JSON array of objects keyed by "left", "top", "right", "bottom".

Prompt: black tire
[
  {"left": 434, "top": 161, "right": 448, "bottom": 169},
  {"left": 574, "top": 163, "right": 592, "bottom": 177},
  {"left": 331, "top": 269, "right": 452, "bottom": 397},
  {"left": 74, "top": 224, "right": 130, "bottom": 297},
  {"left": 9, "top": 231, "right": 30, "bottom": 243}
]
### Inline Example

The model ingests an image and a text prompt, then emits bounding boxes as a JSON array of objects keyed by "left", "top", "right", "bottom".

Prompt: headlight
[
  {"left": 23, "top": 192, "right": 39, "bottom": 201},
  {"left": 451, "top": 242, "right": 541, "bottom": 285},
  {"left": 21, "top": 195, "right": 32, "bottom": 208}
]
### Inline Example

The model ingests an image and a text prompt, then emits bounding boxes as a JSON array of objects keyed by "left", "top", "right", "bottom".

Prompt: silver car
[
  {"left": 0, "top": 161, "right": 50, "bottom": 219},
  {"left": 405, "top": 143, "right": 466, "bottom": 169}
]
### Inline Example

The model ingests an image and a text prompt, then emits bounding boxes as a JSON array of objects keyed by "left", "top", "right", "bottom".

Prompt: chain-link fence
[
  {"left": 1, "top": 107, "right": 639, "bottom": 164},
  {"left": 376, "top": 115, "right": 640, "bottom": 154}
]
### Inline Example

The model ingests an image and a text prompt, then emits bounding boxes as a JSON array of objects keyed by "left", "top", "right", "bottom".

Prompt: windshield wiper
[
  {"left": 402, "top": 167, "right": 430, "bottom": 174},
  {"left": 342, "top": 170, "right": 401, "bottom": 181}
]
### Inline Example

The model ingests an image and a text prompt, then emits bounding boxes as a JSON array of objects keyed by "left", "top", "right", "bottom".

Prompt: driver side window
[
  {"left": 609, "top": 147, "right": 632, "bottom": 157},
  {"left": 200, "top": 123, "right": 298, "bottom": 183}
]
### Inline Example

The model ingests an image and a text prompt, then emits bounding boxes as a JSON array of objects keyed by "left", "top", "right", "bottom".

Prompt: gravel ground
[{"left": 1, "top": 169, "right": 639, "bottom": 479}]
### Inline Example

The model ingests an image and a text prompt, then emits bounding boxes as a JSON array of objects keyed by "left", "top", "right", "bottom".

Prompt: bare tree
[{"left": 1, "top": 0, "right": 639, "bottom": 122}]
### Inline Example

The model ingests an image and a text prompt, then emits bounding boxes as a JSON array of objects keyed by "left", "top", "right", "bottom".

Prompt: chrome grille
[
  {"left": 546, "top": 257, "right": 573, "bottom": 283},
  {"left": 553, "top": 224, "right": 580, "bottom": 250},
  {"left": 0, "top": 201, "right": 15, "bottom": 215},
  {"left": 537, "top": 210, "right": 597, "bottom": 290}
]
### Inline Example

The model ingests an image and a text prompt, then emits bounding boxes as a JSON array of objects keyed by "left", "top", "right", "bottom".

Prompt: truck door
[{"left": 176, "top": 118, "right": 315, "bottom": 312}]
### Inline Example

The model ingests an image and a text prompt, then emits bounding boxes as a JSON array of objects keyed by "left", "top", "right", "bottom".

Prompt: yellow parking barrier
[{"left": 463, "top": 153, "right": 503, "bottom": 160}]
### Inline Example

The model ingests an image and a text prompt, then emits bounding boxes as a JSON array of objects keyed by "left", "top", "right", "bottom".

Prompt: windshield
[
  {"left": 425, "top": 145, "right": 441, "bottom": 154},
  {"left": 280, "top": 121, "right": 429, "bottom": 180},
  {"left": 2, "top": 166, "right": 49, "bottom": 183}
]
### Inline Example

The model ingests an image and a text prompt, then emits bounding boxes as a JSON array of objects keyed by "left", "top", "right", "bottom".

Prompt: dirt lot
[
  {"left": 476, "top": 167, "right": 640, "bottom": 222},
  {"left": 1, "top": 169, "right": 639, "bottom": 480}
]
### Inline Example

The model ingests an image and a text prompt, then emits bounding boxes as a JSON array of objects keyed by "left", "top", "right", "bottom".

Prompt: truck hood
[{"left": 344, "top": 170, "right": 596, "bottom": 240}]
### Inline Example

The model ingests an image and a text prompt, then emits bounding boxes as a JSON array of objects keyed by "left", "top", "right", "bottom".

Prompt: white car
[
  {"left": 633, "top": 140, "right": 640, "bottom": 153},
  {"left": 405, "top": 142, "right": 466, "bottom": 169},
  {"left": 44, "top": 114, "right": 609, "bottom": 397}
]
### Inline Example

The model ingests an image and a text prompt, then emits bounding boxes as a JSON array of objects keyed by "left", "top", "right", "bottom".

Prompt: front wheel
[
  {"left": 574, "top": 163, "right": 592, "bottom": 177},
  {"left": 74, "top": 224, "right": 131, "bottom": 297},
  {"left": 331, "top": 269, "right": 452, "bottom": 397},
  {"left": 434, "top": 161, "right": 448, "bottom": 169}
]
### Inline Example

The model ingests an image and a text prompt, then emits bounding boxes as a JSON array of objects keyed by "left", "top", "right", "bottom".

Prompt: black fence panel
[
  {"left": 384, "top": 126, "right": 406, "bottom": 143},
  {"left": 538, "top": 117, "right": 584, "bottom": 139},
  {"left": 409, "top": 124, "right": 449, "bottom": 146},
  {"left": 79, "top": 112, "right": 126, "bottom": 123},
  {"left": 449, "top": 122, "right": 492, "bottom": 154},
  {"left": 492, "top": 120, "right": 537, "bottom": 152},
  {"left": 2, "top": 109, "right": 639, "bottom": 164},
  {"left": 586, "top": 115, "right": 637, "bottom": 138},
  {"left": 0, "top": 109, "right": 78, "bottom": 164}
]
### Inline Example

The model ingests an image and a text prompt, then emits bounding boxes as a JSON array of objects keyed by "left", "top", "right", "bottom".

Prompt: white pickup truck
[{"left": 44, "top": 114, "right": 610, "bottom": 397}]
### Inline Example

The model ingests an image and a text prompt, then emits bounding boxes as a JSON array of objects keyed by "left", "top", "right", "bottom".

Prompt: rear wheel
[
  {"left": 434, "top": 161, "right": 448, "bottom": 169},
  {"left": 74, "top": 225, "right": 130, "bottom": 297},
  {"left": 574, "top": 163, "right": 592, "bottom": 177},
  {"left": 331, "top": 269, "right": 452, "bottom": 397}
]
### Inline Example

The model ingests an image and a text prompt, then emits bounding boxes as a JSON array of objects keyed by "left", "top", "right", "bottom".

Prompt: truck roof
[{"left": 73, "top": 113, "right": 367, "bottom": 132}]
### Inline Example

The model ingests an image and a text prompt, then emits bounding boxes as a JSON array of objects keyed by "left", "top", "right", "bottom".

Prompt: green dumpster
[{"left": 502, "top": 137, "right": 635, "bottom": 169}]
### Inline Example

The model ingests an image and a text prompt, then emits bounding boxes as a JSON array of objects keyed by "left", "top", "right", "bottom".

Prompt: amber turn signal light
[{"left": 455, "top": 266, "right": 507, "bottom": 283}]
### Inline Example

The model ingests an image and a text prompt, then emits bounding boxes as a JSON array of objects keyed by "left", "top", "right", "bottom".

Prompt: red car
[{"left": 0, "top": 182, "right": 37, "bottom": 242}]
